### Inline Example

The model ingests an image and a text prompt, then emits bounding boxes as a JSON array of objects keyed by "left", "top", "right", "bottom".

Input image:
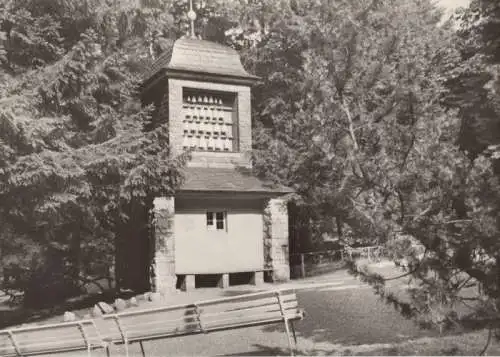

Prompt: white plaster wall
[{"left": 174, "top": 198, "right": 264, "bottom": 274}]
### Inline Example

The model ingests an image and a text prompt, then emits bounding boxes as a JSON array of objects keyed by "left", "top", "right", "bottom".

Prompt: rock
[
  {"left": 114, "top": 298, "right": 127, "bottom": 311},
  {"left": 148, "top": 292, "right": 161, "bottom": 302},
  {"left": 63, "top": 311, "right": 76, "bottom": 322},
  {"left": 129, "top": 297, "right": 139, "bottom": 307},
  {"left": 96, "top": 301, "right": 114, "bottom": 314},
  {"left": 92, "top": 305, "right": 103, "bottom": 317},
  {"left": 119, "top": 288, "right": 133, "bottom": 294}
]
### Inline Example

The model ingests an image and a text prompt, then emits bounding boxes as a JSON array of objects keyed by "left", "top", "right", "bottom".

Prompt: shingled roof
[
  {"left": 144, "top": 38, "right": 259, "bottom": 84},
  {"left": 180, "top": 167, "right": 293, "bottom": 194}
]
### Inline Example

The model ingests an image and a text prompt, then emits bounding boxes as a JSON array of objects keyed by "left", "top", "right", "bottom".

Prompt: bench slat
[
  {"left": 205, "top": 308, "right": 302, "bottom": 330},
  {"left": 101, "top": 318, "right": 202, "bottom": 344},
  {"left": 202, "top": 301, "right": 298, "bottom": 322},
  {"left": 200, "top": 293, "right": 297, "bottom": 314},
  {"left": 0, "top": 319, "right": 104, "bottom": 357}
]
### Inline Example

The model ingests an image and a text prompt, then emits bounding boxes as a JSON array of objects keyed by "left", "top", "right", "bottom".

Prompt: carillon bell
[
  {"left": 182, "top": 134, "right": 189, "bottom": 148},
  {"left": 215, "top": 136, "right": 223, "bottom": 151},
  {"left": 207, "top": 135, "right": 214, "bottom": 150},
  {"left": 224, "top": 136, "right": 232, "bottom": 151},
  {"left": 198, "top": 135, "right": 206, "bottom": 149}
]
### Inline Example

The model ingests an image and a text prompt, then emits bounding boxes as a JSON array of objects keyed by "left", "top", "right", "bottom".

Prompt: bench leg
[
  {"left": 124, "top": 338, "right": 129, "bottom": 357},
  {"left": 282, "top": 318, "right": 295, "bottom": 356},
  {"left": 290, "top": 321, "right": 298, "bottom": 345},
  {"left": 140, "top": 341, "right": 146, "bottom": 357}
]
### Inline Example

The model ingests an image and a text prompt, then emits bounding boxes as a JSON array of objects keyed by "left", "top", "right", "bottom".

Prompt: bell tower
[{"left": 141, "top": 6, "right": 293, "bottom": 294}]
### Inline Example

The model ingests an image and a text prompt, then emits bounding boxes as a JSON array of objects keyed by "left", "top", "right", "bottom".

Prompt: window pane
[
  {"left": 216, "top": 211, "right": 225, "bottom": 230},
  {"left": 206, "top": 212, "right": 213, "bottom": 226}
]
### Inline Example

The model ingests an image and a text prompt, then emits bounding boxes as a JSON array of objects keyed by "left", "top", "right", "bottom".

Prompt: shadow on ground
[
  {"left": 219, "top": 343, "right": 347, "bottom": 356},
  {"left": 261, "top": 288, "right": 437, "bottom": 346}
]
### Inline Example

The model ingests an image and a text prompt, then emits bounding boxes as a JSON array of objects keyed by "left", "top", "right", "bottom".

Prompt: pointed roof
[{"left": 143, "top": 38, "right": 259, "bottom": 87}]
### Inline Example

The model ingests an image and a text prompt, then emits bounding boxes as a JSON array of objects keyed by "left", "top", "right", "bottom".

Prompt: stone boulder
[
  {"left": 92, "top": 305, "right": 103, "bottom": 317},
  {"left": 148, "top": 292, "right": 162, "bottom": 302},
  {"left": 63, "top": 311, "right": 76, "bottom": 322},
  {"left": 129, "top": 297, "right": 139, "bottom": 307},
  {"left": 95, "top": 301, "right": 114, "bottom": 314},
  {"left": 114, "top": 298, "right": 127, "bottom": 311}
]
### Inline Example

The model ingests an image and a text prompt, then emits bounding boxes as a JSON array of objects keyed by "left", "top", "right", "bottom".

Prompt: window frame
[{"left": 206, "top": 210, "right": 227, "bottom": 232}]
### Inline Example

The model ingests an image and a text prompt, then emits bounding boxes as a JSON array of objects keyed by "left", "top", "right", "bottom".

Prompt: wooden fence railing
[{"left": 289, "top": 246, "right": 385, "bottom": 279}]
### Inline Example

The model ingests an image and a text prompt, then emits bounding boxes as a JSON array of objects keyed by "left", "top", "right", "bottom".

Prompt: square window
[
  {"left": 216, "top": 212, "right": 225, "bottom": 230},
  {"left": 206, "top": 212, "right": 214, "bottom": 227},
  {"left": 207, "top": 211, "right": 226, "bottom": 231}
]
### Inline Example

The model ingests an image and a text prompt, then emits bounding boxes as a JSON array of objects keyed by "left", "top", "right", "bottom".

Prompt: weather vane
[{"left": 187, "top": 0, "right": 197, "bottom": 39}]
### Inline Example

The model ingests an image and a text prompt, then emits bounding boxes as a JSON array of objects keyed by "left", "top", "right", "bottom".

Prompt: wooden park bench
[
  {"left": 101, "top": 289, "right": 304, "bottom": 357},
  {"left": 0, "top": 289, "right": 304, "bottom": 357},
  {"left": 0, "top": 319, "right": 108, "bottom": 357}
]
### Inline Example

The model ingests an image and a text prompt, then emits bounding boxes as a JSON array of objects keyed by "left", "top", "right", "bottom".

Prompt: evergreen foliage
[
  {"left": 1, "top": 0, "right": 500, "bottom": 338},
  {"left": 0, "top": 0, "right": 191, "bottom": 306}
]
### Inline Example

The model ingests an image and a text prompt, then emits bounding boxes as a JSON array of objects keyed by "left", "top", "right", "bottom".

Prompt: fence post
[{"left": 300, "top": 254, "right": 305, "bottom": 279}]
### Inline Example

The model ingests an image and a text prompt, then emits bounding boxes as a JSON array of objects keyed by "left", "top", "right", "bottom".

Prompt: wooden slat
[
  {"left": 205, "top": 310, "right": 287, "bottom": 330},
  {"left": 196, "top": 290, "right": 283, "bottom": 306},
  {"left": 126, "top": 323, "right": 202, "bottom": 342},
  {"left": 5, "top": 320, "right": 96, "bottom": 333},
  {"left": 0, "top": 329, "right": 104, "bottom": 344},
  {"left": 203, "top": 301, "right": 298, "bottom": 322},
  {"left": 0, "top": 320, "right": 104, "bottom": 357},
  {"left": 205, "top": 306, "right": 302, "bottom": 328},
  {"left": 106, "top": 302, "right": 198, "bottom": 319},
  {"left": 201, "top": 293, "right": 297, "bottom": 314}
]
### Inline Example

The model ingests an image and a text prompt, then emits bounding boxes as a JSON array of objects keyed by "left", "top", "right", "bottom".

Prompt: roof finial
[{"left": 187, "top": 0, "right": 197, "bottom": 39}]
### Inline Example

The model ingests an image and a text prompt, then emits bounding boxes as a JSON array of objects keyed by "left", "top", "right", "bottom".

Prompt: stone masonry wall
[
  {"left": 264, "top": 198, "right": 291, "bottom": 281},
  {"left": 152, "top": 197, "right": 176, "bottom": 294}
]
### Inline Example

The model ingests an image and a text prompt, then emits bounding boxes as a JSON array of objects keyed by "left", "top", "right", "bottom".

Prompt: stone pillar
[
  {"left": 264, "top": 198, "right": 290, "bottom": 281},
  {"left": 183, "top": 275, "right": 195, "bottom": 291},
  {"left": 218, "top": 274, "right": 229, "bottom": 288},
  {"left": 152, "top": 197, "right": 176, "bottom": 295},
  {"left": 251, "top": 271, "right": 264, "bottom": 286}
]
